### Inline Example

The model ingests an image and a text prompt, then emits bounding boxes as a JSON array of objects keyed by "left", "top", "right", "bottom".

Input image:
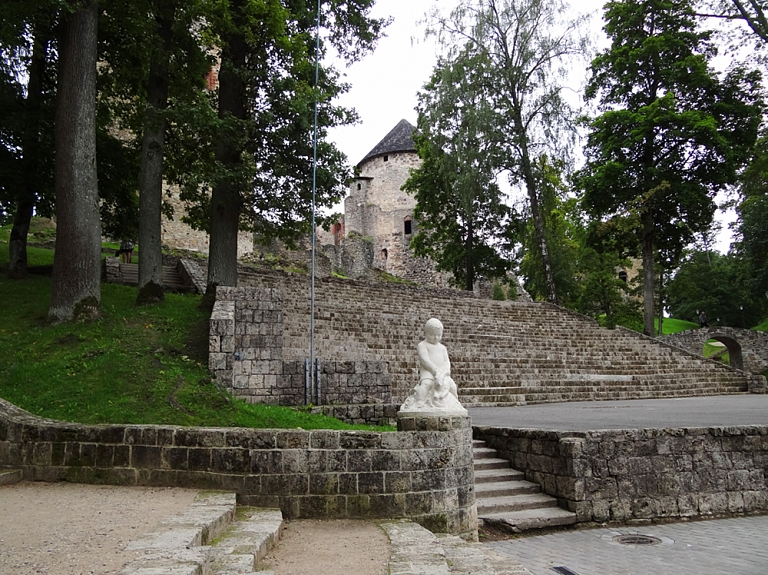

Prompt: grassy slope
[{"left": 0, "top": 228, "right": 387, "bottom": 430}]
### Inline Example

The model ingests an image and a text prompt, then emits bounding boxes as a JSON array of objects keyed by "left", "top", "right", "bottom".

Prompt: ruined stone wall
[
  {"left": 162, "top": 183, "right": 253, "bottom": 257},
  {"left": 0, "top": 398, "right": 476, "bottom": 537},
  {"left": 474, "top": 425, "right": 768, "bottom": 524}
]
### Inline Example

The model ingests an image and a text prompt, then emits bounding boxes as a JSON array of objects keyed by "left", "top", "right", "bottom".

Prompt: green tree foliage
[
  {"left": 734, "top": 134, "right": 768, "bottom": 310},
  {"left": 404, "top": 52, "right": 515, "bottom": 291},
  {"left": 519, "top": 156, "right": 581, "bottom": 306},
  {"left": 423, "top": 0, "right": 589, "bottom": 304},
  {"left": 578, "top": 0, "right": 764, "bottom": 336},
  {"left": 0, "top": 1, "right": 58, "bottom": 278},
  {"left": 172, "top": 0, "right": 389, "bottom": 293},
  {"left": 667, "top": 250, "right": 758, "bottom": 326}
]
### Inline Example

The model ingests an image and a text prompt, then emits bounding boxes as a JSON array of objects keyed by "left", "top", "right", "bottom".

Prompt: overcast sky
[
  {"left": 325, "top": 0, "right": 737, "bottom": 252},
  {"left": 328, "top": 0, "right": 607, "bottom": 164}
]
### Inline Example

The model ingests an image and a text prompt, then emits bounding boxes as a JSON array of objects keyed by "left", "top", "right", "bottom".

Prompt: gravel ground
[
  {"left": 0, "top": 482, "right": 391, "bottom": 575},
  {"left": 0, "top": 481, "right": 198, "bottom": 575},
  {"left": 259, "top": 518, "right": 390, "bottom": 575}
]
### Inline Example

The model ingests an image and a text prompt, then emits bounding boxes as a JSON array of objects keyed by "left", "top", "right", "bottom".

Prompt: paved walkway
[
  {"left": 468, "top": 395, "right": 768, "bottom": 431},
  {"left": 488, "top": 515, "right": 768, "bottom": 575}
]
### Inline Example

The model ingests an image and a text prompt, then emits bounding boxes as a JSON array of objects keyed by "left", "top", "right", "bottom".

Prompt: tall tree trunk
[
  {"left": 641, "top": 210, "right": 655, "bottom": 336},
  {"left": 8, "top": 25, "right": 50, "bottom": 279},
  {"left": 207, "top": 9, "right": 247, "bottom": 294},
  {"left": 657, "top": 271, "right": 664, "bottom": 337},
  {"left": 519, "top": 141, "right": 558, "bottom": 305},
  {"left": 465, "top": 217, "right": 474, "bottom": 291},
  {"left": 49, "top": 0, "right": 101, "bottom": 323},
  {"left": 137, "top": 4, "right": 174, "bottom": 305}
]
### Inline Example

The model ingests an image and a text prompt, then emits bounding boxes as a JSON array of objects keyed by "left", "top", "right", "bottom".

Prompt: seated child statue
[{"left": 400, "top": 318, "right": 466, "bottom": 414}]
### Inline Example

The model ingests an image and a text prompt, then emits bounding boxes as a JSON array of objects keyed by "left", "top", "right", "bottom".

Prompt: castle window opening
[
  {"left": 404, "top": 217, "right": 412, "bottom": 235},
  {"left": 384, "top": 155, "right": 389, "bottom": 162},
  {"left": 357, "top": 183, "right": 361, "bottom": 190},
  {"left": 381, "top": 248, "right": 388, "bottom": 261},
  {"left": 618, "top": 270, "right": 628, "bottom": 283}
]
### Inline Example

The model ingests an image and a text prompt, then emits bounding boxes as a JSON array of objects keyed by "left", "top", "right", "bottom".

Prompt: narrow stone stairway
[{"left": 473, "top": 440, "right": 577, "bottom": 533}]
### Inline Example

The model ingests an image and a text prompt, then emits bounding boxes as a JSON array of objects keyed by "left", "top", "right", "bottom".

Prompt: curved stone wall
[{"left": 0, "top": 399, "right": 477, "bottom": 538}]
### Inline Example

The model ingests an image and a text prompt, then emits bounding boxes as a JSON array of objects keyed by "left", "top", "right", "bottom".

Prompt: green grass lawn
[{"left": 0, "top": 237, "right": 389, "bottom": 431}]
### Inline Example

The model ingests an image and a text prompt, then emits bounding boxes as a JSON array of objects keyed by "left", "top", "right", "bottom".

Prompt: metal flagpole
[{"left": 309, "top": 0, "right": 321, "bottom": 404}]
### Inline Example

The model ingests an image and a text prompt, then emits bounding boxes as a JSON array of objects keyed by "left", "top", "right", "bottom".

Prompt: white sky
[{"left": 326, "top": 0, "right": 738, "bottom": 253}]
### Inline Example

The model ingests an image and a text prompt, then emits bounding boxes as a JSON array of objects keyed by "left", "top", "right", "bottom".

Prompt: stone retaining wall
[
  {"left": 474, "top": 425, "right": 768, "bottom": 523},
  {"left": 0, "top": 399, "right": 476, "bottom": 537},
  {"left": 208, "top": 287, "right": 393, "bottom": 411}
]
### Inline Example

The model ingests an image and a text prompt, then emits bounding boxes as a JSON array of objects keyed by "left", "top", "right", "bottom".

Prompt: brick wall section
[
  {"left": 474, "top": 425, "right": 768, "bottom": 523},
  {"left": 0, "top": 399, "right": 476, "bottom": 537}
]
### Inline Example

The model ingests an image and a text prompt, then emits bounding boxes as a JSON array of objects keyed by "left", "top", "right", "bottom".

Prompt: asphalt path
[{"left": 467, "top": 394, "right": 768, "bottom": 431}]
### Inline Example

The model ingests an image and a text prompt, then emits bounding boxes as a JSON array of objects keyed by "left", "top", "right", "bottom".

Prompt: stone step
[
  {"left": 476, "top": 481, "right": 543, "bottom": 498},
  {"left": 479, "top": 507, "right": 578, "bottom": 533},
  {"left": 472, "top": 447, "right": 500, "bottom": 459},
  {"left": 212, "top": 508, "right": 283, "bottom": 574},
  {"left": 0, "top": 468, "right": 23, "bottom": 486},
  {"left": 380, "top": 520, "right": 534, "bottom": 575},
  {"left": 473, "top": 457, "right": 511, "bottom": 471},
  {"left": 474, "top": 467, "right": 525, "bottom": 484},
  {"left": 476, "top": 492, "right": 559, "bottom": 513}
]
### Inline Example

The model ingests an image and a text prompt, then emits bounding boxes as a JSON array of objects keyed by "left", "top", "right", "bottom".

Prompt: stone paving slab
[
  {"left": 488, "top": 515, "right": 768, "bottom": 575},
  {"left": 381, "top": 520, "right": 534, "bottom": 575},
  {"left": 468, "top": 395, "right": 768, "bottom": 431}
]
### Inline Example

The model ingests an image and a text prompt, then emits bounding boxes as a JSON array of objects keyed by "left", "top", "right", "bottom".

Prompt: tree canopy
[
  {"left": 418, "top": 0, "right": 589, "bottom": 304},
  {"left": 578, "top": 0, "right": 764, "bottom": 335}
]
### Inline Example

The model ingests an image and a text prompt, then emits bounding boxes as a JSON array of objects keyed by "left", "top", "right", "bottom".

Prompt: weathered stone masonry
[
  {"left": 208, "top": 286, "right": 394, "bottom": 414},
  {"left": 660, "top": 326, "right": 768, "bottom": 375},
  {"left": 474, "top": 425, "right": 768, "bottom": 524},
  {"left": 0, "top": 399, "right": 477, "bottom": 537}
]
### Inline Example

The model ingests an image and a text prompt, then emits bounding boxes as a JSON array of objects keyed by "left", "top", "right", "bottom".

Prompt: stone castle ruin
[{"left": 315, "top": 119, "right": 448, "bottom": 287}]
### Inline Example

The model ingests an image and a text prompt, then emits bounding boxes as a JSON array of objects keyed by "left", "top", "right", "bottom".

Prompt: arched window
[
  {"left": 357, "top": 183, "right": 361, "bottom": 190},
  {"left": 381, "top": 248, "right": 388, "bottom": 261},
  {"left": 618, "top": 270, "right": 628, "bottom": 283},
  {"left": 404, "top": 216, "right": 412, "bottom": 235}
]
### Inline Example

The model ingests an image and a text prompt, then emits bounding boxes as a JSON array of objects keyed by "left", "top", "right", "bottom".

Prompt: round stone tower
[{"left": 343, "top": 119, "right": 446, "bottom": 286}]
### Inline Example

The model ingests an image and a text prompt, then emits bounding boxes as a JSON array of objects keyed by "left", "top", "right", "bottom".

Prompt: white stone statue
[{"left": 400, "top": 318, "right": 468, "bottom": 415}]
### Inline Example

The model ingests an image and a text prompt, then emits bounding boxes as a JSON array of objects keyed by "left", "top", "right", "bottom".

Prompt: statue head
[{"left": 424, "top": 318, "right": 444, "bottom": 343}]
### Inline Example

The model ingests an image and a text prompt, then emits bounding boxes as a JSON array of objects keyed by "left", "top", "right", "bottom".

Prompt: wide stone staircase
[
  {"left": 473, "top": 440, "right": 576, "bottom": 532},
  {"left": 236, "top": 269, "right": 755, "bottom": 405}
]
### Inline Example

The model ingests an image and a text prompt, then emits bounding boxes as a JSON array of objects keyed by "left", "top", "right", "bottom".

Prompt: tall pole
[{"left": 309, "top": 0, "right": 321, "bottom": 404}]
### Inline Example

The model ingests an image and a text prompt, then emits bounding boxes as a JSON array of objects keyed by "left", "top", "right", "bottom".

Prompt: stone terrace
[{"left": 234, "top": 269, "right": 759, "bottom": 406}]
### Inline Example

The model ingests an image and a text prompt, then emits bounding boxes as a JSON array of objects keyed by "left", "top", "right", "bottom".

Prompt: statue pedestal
[
  {"left": 395, "top": 411, "right": 477, "bottom": 540},
  {"left": 396, "top": 410, "right": 468, "bottom": 431}
]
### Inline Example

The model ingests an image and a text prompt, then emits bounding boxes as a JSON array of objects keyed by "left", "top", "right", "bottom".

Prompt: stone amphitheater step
[
  {"left": 236, "top": 269, "right": 753, "bottom": 405},
  {"left": 117, "top": 263, "right": 186, "bottom": 290},
  {"left": 473, "top": 440, "right": 576, "bottom": 534}
]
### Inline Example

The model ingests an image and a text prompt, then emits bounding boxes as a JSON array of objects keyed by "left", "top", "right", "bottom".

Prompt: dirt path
[
  {"left": 0, "top": 481, "right": 198, "bottom": 575},
  {"left": 258, "top": 519, "right": 390, "bottom": 575},
  {"left": 0, "top": 482, "right": 391, "bottom": 575}
]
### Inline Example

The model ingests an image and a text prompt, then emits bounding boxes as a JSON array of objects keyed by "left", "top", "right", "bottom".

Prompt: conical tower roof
[{"left": 358, "top": 119, "right": 417, "bottom": 165}]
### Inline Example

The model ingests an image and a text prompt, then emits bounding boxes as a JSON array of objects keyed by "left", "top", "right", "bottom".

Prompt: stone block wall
[
  {"left": 209, "top": 287, "right": 393, "bottom": 413},
  {"left": 0, "top": 399, "right": 476, "bottom": 538},
  {"left": 474, "top": 425, "right": 768, "bottom": 523},
  {"left": 660, "top": 327, "right": 768, "bottom": 376}
]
